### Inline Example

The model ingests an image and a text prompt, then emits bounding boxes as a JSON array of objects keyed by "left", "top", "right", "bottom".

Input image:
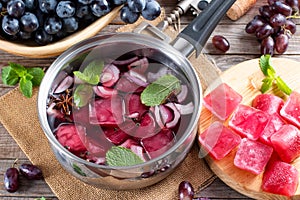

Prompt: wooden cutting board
[{"left": 198, "top": 58, "right": 300, "bottom": 200}]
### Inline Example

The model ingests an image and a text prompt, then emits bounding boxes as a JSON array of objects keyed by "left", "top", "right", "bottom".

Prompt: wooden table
[{"left": 0, "top": 0, "right": 299, "bottom": 199}]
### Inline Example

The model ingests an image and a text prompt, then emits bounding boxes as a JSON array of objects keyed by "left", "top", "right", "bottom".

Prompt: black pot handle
[{"left": 172, "top": 0, "right": 237, "bottom": 57}]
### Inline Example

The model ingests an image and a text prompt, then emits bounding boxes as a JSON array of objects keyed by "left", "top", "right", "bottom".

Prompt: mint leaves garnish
[
  {"left": 106, "top": 146, "right": 144, "bottom": 167},
  {"left": 73, "top": 84, "right": 93, "bottom": 107},
  {"left": 141, "top": 74, "right": 181, "bottom": 106},
  {"left": 1, "top": 62, "right": 44, "bottom": 98},
  {"left": 73, "top": 60, "right": 104, "bottom": 85},
  {"left": 259, "top": 55, "right": 292, "bottom": 95},
  {"left": 73, "top": 60, "right": 104, "bottom": 107}
]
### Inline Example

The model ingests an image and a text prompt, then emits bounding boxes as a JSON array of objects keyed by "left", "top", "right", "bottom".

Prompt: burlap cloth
[{"left": 0, "top": 13, "right": 221, "bottom": 200}]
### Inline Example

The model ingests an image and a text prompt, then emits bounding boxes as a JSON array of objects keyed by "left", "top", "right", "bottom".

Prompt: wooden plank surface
[{"left": 0, "top": 0, "right": 297, "bottom": 199}]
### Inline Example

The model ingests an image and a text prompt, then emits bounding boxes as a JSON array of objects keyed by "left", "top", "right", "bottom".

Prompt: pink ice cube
[
  {"left": 280, "top": 91, "right": 300, "bottom": 128},
  {"left": 262, "top": 161, "right": 299, "bottom": 197},
  {"left": 199, "top": 121, "right": 241, "bottom": 160},
  {"left": 252, "top": 93, "right": 284, "bottom": 115},
  {"left": 203, "top": 83, "right": 242, "bottom": 120},
  {"left": 270, "top": 124, "right": 300, "bottom": 163},
  {"left": 229, "top": 105, "right": 270, "bottom": 140},
  {"left": 234, "top": 138, "right": 273, "bottom": 175}
]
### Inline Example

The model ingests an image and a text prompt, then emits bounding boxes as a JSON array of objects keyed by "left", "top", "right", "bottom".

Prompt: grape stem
[{"left": 12, "top": 158, "right": 19, "bottom": 168}]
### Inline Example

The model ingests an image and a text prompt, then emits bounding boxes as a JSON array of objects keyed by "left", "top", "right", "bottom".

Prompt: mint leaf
[
  {"left": 141, "top": 74, "right": 181, "bottom": 106},
  {"left": 261, "top": 77, "right": 273, "bottom": 93},
  {"left": 259, "top": 55, "right": 275, "bottom": 76},
  {"left": 19, "top": 77, "right": 33, "bottom": 98},
  {"left": 73, "top": 60, "right": 104, "bottom": 85},
  {"left": 27, "top": 68, "right": 45, "bottom": 86},
  {"left": 72, "top": 163, "right": 86, "bottom": 176},
  {"left": 106, "top": 146, "right": 144, "bottom": 167},
  {"left": 1, "top": 66, "right": 19, "bottom": 85},
  {"left": 9, "top": 62, "right": 27, "bottom": 77},
  {"left": 275, "top": 76, "right": 292, "bottom": 95},
  {"left": 73, "top": 84, "right": 93, "bottom": 107}
]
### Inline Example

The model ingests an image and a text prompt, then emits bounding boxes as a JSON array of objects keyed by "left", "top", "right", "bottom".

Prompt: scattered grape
[
  {"left": 178, "top": 181, "right": 194, "bottom": 200},
  {"left": 19, "top": 163, "right": 43, "bottom": 180},
  {"left": 212, "top": 35, "right": 230, "bottom": 52},
  {"left": 245, "top": 0, "right": 299, "bottom": 55},
  {"left": 4, "top": 167, "right": 19, "bottom": 193},
  {"left": 127, "top": 0, "right": 146, "bottom": 13}
]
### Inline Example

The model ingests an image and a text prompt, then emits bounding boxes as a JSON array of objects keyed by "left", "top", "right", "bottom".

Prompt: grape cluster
[
  {"left": 0, "top": 0, "right": 161, "bottom": 45},
  {"left": 245, "top": 0, "right": 299, "bottom": 55}
]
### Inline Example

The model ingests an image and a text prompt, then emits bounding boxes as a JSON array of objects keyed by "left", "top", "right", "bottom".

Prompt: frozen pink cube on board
[
  {"left": 229, "top": 105, "right": 270, "bottom": 140},
  {"left": 259, "top": 113, "right": 285, "bottom": 146},
  {"left": 262, "top": 161, "right": 299, "bottom": 197},
  {"left": 270, "top": 124, "right": 300, "bottom": 163},
  {"left": 280, "top": 91, "right": 300, "bottom": 128},
  {"left": 234, "top": 138, "right": 273, "bottom": 175},
  {"left": 203, "top": 83, "right": 242, "bottom": 120},
  {"left": 252, "top": 93, "right": 284, "bottom": 115},
  {"left": 199, "top": 121, "right": 241, "bottom": 160}
]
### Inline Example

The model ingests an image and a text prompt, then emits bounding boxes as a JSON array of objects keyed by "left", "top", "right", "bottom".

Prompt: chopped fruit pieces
[
  {"left": 229, "top": 105, "right": 270, "bottom": 140},
  {"left": 199, "top": 121, "right": 241, "bottom": 160},
  {"left": 203, "top": 83, "right": 242, "bottom": 120},
  {"left": 270, "top": 124, "right": 300, "bottom": 163},
  {"left": 234, "top": 138, "right": 273, "bottom": 175},
  {"left": 262, "top": 161, "right": 299, "bottom": 197},
  {"left": 280, "top": 91, "right": 300, "bottom": 128}
]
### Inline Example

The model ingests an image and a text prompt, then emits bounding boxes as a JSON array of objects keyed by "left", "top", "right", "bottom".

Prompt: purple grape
[
  {"left": 141, "top": 0, "right": 161, "bottom": 21},
  {"left": 19, "top": 163, "right": 43, "bottom": 180},
  {"left": 7, "top": 0, "right": 25, "bottom": 18},
  {"left": 255, "top": 24, "right": 273, "bottom": 40},
  {"left": 272, "top": 1, "right": 293, "bottom": 16},
  {"left": 261, "top": 36, "right": 275, "bottom": 56},
  {"left": 245, "top": 16, "right": 265, "bottom": 34},
  {"left": 259, "top": 5, "right": 274, "bottom": 19},
  {"left": 286, "top": 0, "right": 299, "bottom": 13},
  {"left": 212, "top": 35, "right": 230, "bottom": 52},
  {"left": 285, "top": 19, "right": 297, "bottom": 35},
  {"left": 4, "top": 167, "right": 19, "bottom": 193},
  {"left": 179, "top": 181, "right": 194, "bottom": 200},
  {"left": 275, "top": 34, "right": 289, "bottom": 54},
  {"left": 269, "top": 13, "right": 286, "bottom": 27}
]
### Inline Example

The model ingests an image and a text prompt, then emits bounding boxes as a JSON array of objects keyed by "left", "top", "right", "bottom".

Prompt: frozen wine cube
[
  {"left": 262, "top": 161, "right": 299, "bottom": 197},
  {"left": 203, "top": 83, "right": 242, "bottom": 120},
  {"left": 252, "top": 93, "right": 284, "bottom": 115},
  {"left": 270, "top": 124, "right": 300, "bottom": 163},
  {"left": 259, "top": 113, "right": 285, "bottom": 146},
  {"left": 199, "top": 121, "right": 241, "bottom": 160},
  {"left": 280, "top": 91, "right": 300, "bottom": 128},
  {"left": 229, "top": 105, "right": 270, "bottom": 140},
  {"left": 234, "top": 138, "right": 273, "bottom": 175}
]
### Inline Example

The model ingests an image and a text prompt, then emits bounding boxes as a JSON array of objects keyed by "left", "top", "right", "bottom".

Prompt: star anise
[{"left": 50, "top": 89, "right": 74, "bottom": 116}]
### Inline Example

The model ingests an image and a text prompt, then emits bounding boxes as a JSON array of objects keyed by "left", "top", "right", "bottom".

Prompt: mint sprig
[
  {"left": 106, "top": 146, "right": 144, "bottom": 167},
  {"left": 1, "top": 62, "right": 44, "bottom": 98},
  {"left": 259, "top": 55, "right": 292, "bottom": 95},
  {"left": 141, "top": 74, "right": 181, "bottom": 106},
  {"left": 73, "top": 60, "right": 104, "bottom": 85}
]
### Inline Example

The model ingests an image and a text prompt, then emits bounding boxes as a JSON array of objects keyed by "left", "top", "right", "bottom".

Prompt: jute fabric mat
[{"left": 0, "top": 12, "right": 221, "bottom": 200}]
